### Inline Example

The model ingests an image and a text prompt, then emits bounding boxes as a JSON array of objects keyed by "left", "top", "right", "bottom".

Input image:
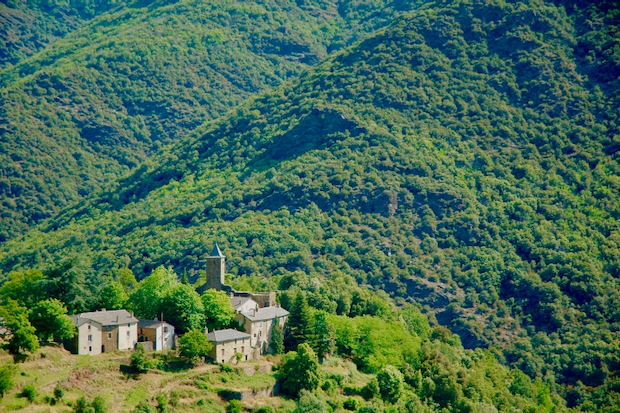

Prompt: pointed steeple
[
  {"left": 206, "top": 242, "right": 226, "bottom": 290},
  {"left": 209, "top": 243, "right": 225, "bottom": 258}
]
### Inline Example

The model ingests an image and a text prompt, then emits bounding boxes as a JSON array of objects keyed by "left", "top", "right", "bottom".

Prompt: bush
[
  {"left": 54, "top": 384, "right": 64, "bottom": 399},
  {"left": 227, "top": 399, "right": 243, "bottom": 413},
  {"left": 0, "top": 364, "right": 16, "bottom": 397},
  {"left": 92, "top": 396, "right": 107, "bottom": 413},
  {"left": 220, "top": 363, "right": 234, "bottom": 373},
  {"left": 254, "top": 406, "right": 275, "bottom": 413},
  {"left": 133, "top": 401, "right": 157, "bottom": 413},
  {"left": 343, "top": 397, "right": 361, "bottom": 411},
  {"left": 376, "top": 365, "right": 404, "bottom": 402},
  {"left": 362, "top": 377, "right": 379, "bottom": 400},
  {"left": 20, "top": 384, "right": 36, "bottom": 402}
]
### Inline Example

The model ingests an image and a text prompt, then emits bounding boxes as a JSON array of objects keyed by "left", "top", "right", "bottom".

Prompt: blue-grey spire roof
[{"left": 209, "top": 243, "right": 225, "bottom": 258}]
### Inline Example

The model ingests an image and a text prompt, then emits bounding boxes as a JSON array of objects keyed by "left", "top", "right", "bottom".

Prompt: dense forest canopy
[
  {"left": 0, "top": 0, "right": 422, "bottom": 241},
  {"left": 1, "top": 0, "right": 619, "bottom": 410}
]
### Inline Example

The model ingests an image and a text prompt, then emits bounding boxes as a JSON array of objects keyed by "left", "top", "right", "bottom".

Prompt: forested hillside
[
  {"left": 2, "top": 0, "right": 620, "bottom": 410},
  {"left": 0, "top": 0, "right": 418, "bottom": 241},
  {"left": 0, "top": 0, "right": 123, "bottom": 69}
]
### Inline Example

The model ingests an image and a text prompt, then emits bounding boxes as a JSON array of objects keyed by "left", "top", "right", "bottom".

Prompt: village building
[
  {"left": 236, "top": 306, "right": 288, "bottom": 354},
  {"left": 66, "top": 309, "right": 138, "bottom": 355},
  {"left": 200, "top": 243, "right": 290, "bottom": 356},
  {"left": 138, "top": 320, "right": 175, "bottom": 351},
  {"left": 207, "top": 328, "right": 253, "bottom": 363},
  {"left": 198, "top": 244, "right": 276, "bottom": 308}
]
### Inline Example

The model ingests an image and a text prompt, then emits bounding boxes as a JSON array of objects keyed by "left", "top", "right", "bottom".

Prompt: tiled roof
[
  {"left": 207, "top": 328, "right": 250, "bottom": 343},
  {"left": 230, "top": 296, "right": 256, "bottom": 309},
  {"left": 138, "top": 320, "right": 173, "bottom": 329},
  {"left": 240, "top": 306, "right": 289, "bottom": 321},
  {"left": 73, "top": 309, "right": 138, "bottom": 327}
]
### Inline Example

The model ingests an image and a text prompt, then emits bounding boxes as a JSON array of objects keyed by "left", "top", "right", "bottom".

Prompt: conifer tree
[
  {"left": 285, "top": 292, "right": 312, "bottom": 351},
  {"left": 270, "top": 320, "right": 284, "bottom": 355},
  {"left": 312, "top": 311, "right": 334, "bottom": 363}
]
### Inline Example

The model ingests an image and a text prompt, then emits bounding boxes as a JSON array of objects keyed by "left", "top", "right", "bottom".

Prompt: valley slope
[
  {"left": 1, "top": 0, "right": 619, "bottom": 410},
  {"left": 0, "top": 0, "right": 417, "bottom": 240}
]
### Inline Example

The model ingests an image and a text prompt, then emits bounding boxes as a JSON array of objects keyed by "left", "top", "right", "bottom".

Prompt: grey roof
[
  {"left": 207, "top": 328, "right": 250, "bottom": 343},
  {"left": 240, "top": 306, "right": 289, "bottom": 322},
  {"left": 138, "top": 320, "right": 173, "bottom": 329},
  {"left": 73, "top": 309, "right": 138, "bottom": 327},
  {"left": 209, "top": 243, "right": 225, "bottom": 258},
  {"left": 230, "top": 296, "right": 255, "bottom": 309}
]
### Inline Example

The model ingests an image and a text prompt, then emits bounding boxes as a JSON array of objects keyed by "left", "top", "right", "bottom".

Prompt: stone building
[
  {"left": 236, "top": 306, "right": 288, "bottom": 354},
  {"left": 67, "top": 309, "right": 138, "bottom": 355},
  {"left": 207, "top": 328, "right": 253, "bottom": 363}
]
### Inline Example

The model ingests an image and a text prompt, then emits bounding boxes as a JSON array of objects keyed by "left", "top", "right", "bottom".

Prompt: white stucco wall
[
  {"left": 154, "top": 324, "right": 175, "bottom": 350},
  {"left": 77, "top": 321, "right": 102, "bottom": 355},
  {"left": 117, "top": 322, "right": 138, "bottom": 350}
]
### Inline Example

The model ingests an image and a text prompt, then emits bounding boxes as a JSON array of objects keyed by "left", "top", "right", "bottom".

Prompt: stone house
[
  {"left": 236, "top": 306, "right": 288, "bottom": 354},
  {"left": 138, "top": 320, "right": 175, "bottom": 351},
  {"left": 231, "top": 296, "right": 258, "bottom": 313},
  {"left": 207, "top": 329, "right": 253, "bottom": 363},
  {"left": 66, "top": 309, "right": 139, "bottom": 355}
]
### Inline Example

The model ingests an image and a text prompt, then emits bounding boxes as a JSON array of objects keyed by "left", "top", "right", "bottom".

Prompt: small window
[
  {"left": 108, "top": 332, "right": 112, "bottom": 339},
  {"left": 221, "top": 348, "right": 225, "bottom": 356},
  {"left": 164, "top": 326, "right": 168, "bottom": 333},
  {"left": 108, "top": 326, "right": 113, "bottom": 331},
  {"left": 241, "top": 346, "right": 244, "bottom": 353},
  {"left": 128, "top": 323, "right": 131, "bottom": 327},
  {"left": 89, "top": 346, "right": 92, "bottom": 352},
  {"left": 127, "top": 331, "right": 130, "bottom": 337},
  {"left": 88, "top": 334, "right": 92, "bottom": 342},
  {"left": 253, "top": 334, "right": 256, "bottom": 337},
  {"left": 88, "top": 325, "right": 91, "bottom": 330},
  {"left": 260, "top": 321, "right": 263, "bottom": 327}
]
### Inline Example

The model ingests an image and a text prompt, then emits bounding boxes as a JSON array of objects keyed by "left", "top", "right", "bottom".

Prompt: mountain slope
[
  {"left": 2, "top": 0, "right": 620, "bottom": 409},
  {"left": 0, "top": 0, "right": 122, "bottom": 69},
  {"left": 0, "top": 0, "right": 418, "bottom": 241}
]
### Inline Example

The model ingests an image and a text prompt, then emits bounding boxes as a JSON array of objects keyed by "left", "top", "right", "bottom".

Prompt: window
[
  {"left": 253, "top": 334, "right": 256, "bottom": 337},
  {"left": 260, "top": 321, "right": 263, "bottom": 327},
  {"left": 108, "top": 326, "right": 113, "bottom": 331},
  {"left": 241, "top": 346, "right": 244, "bottom": 353},
  {"left": 89, "top": 346, "right": 92, "bottom": 352},
  {"left": 88, "top": 334, "right": 92, "bottom": 342},
  {"left": 221, "top": 349, "right": 225, "bottom": 356},
  {"left": 108, "top": 333, "right": 112, "bottom": 339},
  {"left": 164, "top": 327, "right": 168, "bottom": 333},
  {"left": 234, "top": 348, "right": 237, "bottom": 353},
  {"left": 127, "top": 331, "right": 130, "bottom": 337},
  {"left": 88, "top": 325, "right": 91, "bottom": 330},
  {"left": 128, "top": 323, "right": 131, "bottom": 327}
]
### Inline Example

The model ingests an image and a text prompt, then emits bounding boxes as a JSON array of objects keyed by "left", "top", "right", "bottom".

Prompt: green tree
[
  {"left": 92, "top": 396, "right": 107, "bottom": 413},
  {"left": 201, "top": 289, "right": 235, "bottom": 331},
  {"left": 0, "top": 364, "right": 16, "bottom": 397},
  {"left": 285, "top": 292, "right": 312, "bottom": 351},
  {"left": 178, "top": 329, "right": 212, "bottom": 360},
  {"left": 113, "top": 268, "right": 137, "bottom": 292},
  {"left": 0, "top": 299, "right": 39, "bottom": 355},
  {"left": 312, "top": 311, "right": 334, "bottom": 363},
  {"left": 161, "top": 284, "right": 205, "bottom": 334},
  {"left": 279, "top": 343, "right": 321, "bottom": 397},
  {"left": 376, "top": 365, "right": 404, "bottom": 403},
  {"left": 42, "top": 256, "right": 95, "bottom": 314},
  {"left": 270, "top": 321, "right": 284, "bottom": 355},
  {"left": 28, "top": 299, "right": 75, "bottom": 343},
  {"left": 0, "top": 270, "right": 46, "bottom": 307},
  {"left": 99, "top": 281, "right": 129, "bottom": 310},
  {"left": 128, "top": 266, "right": 178, "bottom": 319}
]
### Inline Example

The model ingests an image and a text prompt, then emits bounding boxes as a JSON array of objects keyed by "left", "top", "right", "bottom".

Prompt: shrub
[
  {"left": 254, "top": 406, "right": 275, "bottom": 413},
  {"left": 220, "top": 363, "right": 234, "bottom": 373},
  {"left": 376, "top": 365, "right": 404, "bottom": 403},
  {"left": 343, "top": 397, "right": 361, "bottom": 411},
  {"left": 227, "top": 399, "right": 243, "bottom": 413},
  {"left": 92, "top": 396, "right": 107, "bottom": 413},
  {"left": 362, "top": 377, "right": 379, "bottom": 400},
  {"left": 133, "top": 401, "right": 156, "bottom": 413},
  {"left": 0, "top": 364, "right": 16, "bottom": 397},
  {"left": 20, "top": 384, "right": 36, "bottom": 402},
  {"left": 54, "top": 384, "right": 64, "bottom": 399}
]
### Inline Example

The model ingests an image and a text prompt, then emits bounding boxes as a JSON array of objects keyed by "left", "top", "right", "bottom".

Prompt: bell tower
[{"left": 206, "top": 243, "right": 226, "bottom": 290}]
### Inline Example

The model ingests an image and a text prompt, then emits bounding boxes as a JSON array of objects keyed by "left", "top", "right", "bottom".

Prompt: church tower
[{"left": 205, "top": 243, "right": 226, "bottom": 290}]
